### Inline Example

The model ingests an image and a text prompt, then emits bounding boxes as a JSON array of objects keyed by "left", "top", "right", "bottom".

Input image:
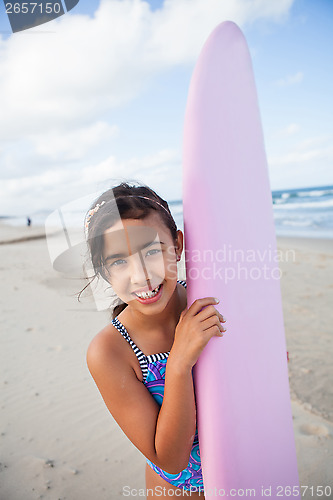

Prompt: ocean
[
  {"left": 2, "top": 184, "right": 333, "bottom": 240},
  {"left": 270, "top": 185, "right": 333, "bottom": 239},
  {"left": 171, "top": 184, "right": 333, "bottom": 239}
]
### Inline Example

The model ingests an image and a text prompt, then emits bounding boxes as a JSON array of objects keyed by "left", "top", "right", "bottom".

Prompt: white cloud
[
  {"left": 284, "top": 123, "right": 300, "bottom": 135},
  {"left": 132, "top": 149, "right": 180, "bottom": 171},
  {"left": 80, "top": 156, "right": 120, "bottom": 186},
  {"left": 148, "top": 0, "right": 294, "bottom": 65},
  {"left": 30, "top": 121, "right": 118, "bottom": 161},
  {"left": 293, "top": 135, "right": 331, "bottom": 151},
  {"left": 0, "top": 0, "right": 295, "bottom": 142},
  {"left": 275, "top": 123, "right": 300, "bottom": 137},
  {"left": 269, "top": 143, "right": 333, "bottom": 166},
  {"left": 267, "top": 135, "right": 333, "bottom": 188},
  {"left": 275, "top": 71, "right": 304, "bottom": 87},
  {"left": 0, "top": 148, "right": 182, "bottom": 215},
  {"left": 0, "top": 0, "right": 296, "bottom": 213}
]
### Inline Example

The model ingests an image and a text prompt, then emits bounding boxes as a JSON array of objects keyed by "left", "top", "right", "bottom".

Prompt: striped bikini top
[{"left": 111, "top": 280, "right": 187, "bottom": 385}]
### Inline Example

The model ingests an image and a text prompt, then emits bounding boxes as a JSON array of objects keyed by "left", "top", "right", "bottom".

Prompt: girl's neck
[{"left": 123, "top": 283, "right": 186, "bottom": 338}]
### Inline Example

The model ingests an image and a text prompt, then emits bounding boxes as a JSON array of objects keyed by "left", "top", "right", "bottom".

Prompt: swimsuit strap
[
  {"left": 111, "top": 317, "right": 149, "bottom": 381},
  {"left": 111, "top": 280, "right": 187, "bottom": 382},
  {"left": 177, "top": 280, "right": 187, "bottom": 289}
]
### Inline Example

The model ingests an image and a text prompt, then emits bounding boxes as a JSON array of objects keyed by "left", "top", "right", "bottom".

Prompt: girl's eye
[
  {"left": 146, "top": 248, "right": 161, "bottom": 257},
  {"left": 110, "top": 259, "right": 126, "bottom": 267}
]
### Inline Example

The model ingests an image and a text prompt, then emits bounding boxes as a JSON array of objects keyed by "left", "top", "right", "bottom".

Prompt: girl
[{"left": 85, "top": 182, "right": 226, "bottom": 498}]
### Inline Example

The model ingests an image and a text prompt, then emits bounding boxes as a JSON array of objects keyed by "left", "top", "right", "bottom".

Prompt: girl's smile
[{"left": 132, "top": 282, "right": 164, "bottom": 303}]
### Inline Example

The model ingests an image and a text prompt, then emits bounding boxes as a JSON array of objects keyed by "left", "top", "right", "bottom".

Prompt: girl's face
[{"left": 102, "top": 212, "right": 183, "bottom": 315}]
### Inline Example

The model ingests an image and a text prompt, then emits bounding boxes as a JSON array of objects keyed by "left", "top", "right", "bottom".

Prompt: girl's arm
[
  {"left": 87, "top": 297, "right": 224, "bottom": 474},
  {"left": 153, "top": 357, "right": 196, "bottom": 472},
  {"left": 153, "top": 297, "right": 225, "bottom": 471}
]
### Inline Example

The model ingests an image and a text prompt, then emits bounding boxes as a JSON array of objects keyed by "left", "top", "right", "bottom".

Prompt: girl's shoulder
[
  {"left": 86, "top": 322, "right": 142, "bottom": 382},
  {"left": 87, "top": 321, "right": 121, "bottom": 354}
]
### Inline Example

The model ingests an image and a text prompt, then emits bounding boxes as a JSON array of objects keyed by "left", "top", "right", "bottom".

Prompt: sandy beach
[{"left": 0, "top": 222, "right": 332, "bottom": 499}]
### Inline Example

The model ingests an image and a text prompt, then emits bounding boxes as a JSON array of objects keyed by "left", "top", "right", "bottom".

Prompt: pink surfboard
[{"left": 183, "top": 22, "right": 300, "bottom": 497}]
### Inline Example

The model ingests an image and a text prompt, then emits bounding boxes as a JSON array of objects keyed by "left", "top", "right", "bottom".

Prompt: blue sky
[{"left": 0, "top": 0, "right": 332, "bottom": 216}]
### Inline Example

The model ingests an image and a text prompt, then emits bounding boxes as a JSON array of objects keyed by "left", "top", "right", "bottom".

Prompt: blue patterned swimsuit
[{"left": 111, "top": 281, "right": 203, "bottom": 492}]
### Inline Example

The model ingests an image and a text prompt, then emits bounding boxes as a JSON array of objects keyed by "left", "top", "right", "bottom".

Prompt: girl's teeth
[{"left": 136, "top": 285, "right": 161, "bottom": 299}]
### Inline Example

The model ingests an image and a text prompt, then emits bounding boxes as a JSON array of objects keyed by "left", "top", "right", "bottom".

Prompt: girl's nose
[{"left": 130, "top": 252, "right": 152, "bottom": 284}]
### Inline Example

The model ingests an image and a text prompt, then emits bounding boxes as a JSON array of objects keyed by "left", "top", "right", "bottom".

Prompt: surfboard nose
[{"left": 201, "top": 20, "right": 248, "bottom": 57}]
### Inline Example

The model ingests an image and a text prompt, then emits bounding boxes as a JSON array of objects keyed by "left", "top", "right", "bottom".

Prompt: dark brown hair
[{"left": 84, "top": 182, "right": 178, "bottom": 318}]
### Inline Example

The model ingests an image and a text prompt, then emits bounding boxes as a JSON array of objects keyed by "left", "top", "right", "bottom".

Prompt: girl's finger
[
  {"left": 204, "top": 324, "right": 224, "bottom": 339},
  {"left": 186, "top": 297, "right": 220, "bottom": 317},
  {"left": 202, "top": 315, "right": 225, "bottom": 333},
  {"left": 196, "top": 305, "right": 225, "bottom": 324}
]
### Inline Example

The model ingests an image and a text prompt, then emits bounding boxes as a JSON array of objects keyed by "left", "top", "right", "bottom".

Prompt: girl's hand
[{"left": 170, "top": 297, "right": 226, "bottom": 371}]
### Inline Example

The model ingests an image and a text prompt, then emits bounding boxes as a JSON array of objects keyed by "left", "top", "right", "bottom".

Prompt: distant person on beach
[
  {"left": 85, "top": 182, "right": 226, "bottom": 498},
  {"left": 27, "top": 217, "right": 31, "bottom": 227}
]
